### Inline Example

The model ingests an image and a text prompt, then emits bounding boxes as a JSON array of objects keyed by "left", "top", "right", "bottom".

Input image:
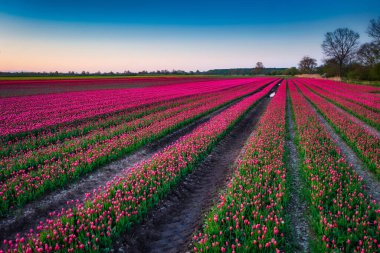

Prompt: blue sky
[{"left": 0, "top": 0, "right": 379, "bottom": 72}]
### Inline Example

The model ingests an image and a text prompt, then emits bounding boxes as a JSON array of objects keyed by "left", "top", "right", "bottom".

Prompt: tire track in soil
[
  {"left": 285, "top": 92, "right": 312, "bottom": 253},
  {"left": 297, "top": 87, "right": 380, "bottom": 204},
  {"left": 113, "top": 86, "right": 279, "bottom": 253},
  {"left": 0, "top": 87, "right": 269, "bottom": 242}
]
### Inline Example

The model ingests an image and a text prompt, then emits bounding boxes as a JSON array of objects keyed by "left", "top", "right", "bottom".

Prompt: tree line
[{"left": 0, "top": 69, "right": 200, "bottom": 77}]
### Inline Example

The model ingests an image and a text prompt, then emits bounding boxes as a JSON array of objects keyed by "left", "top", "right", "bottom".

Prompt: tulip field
[{"left": 0, "top": 76, "right": 379, "bottom": 252}]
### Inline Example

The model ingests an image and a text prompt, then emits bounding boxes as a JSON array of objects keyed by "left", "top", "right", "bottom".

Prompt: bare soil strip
[
  {"left": 112, "top": 88, "right": 278, "bottom": 253},
  {"left": 299, "top": 91, "right": 380, "bottom": 204},
  {"left": 285, "top": 93, "right": 312, "bottom": 253},
  {"left": 0, "top": 95, "right": 251, "bottom": 241}
]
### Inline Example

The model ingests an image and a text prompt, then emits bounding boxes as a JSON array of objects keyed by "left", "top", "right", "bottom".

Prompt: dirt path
[
  {"left": 0, "top": 97, "right": 249, "bottom": 242},
  {"left": 285, "top": 94, "right": 312, "bottom": 253},
  {"left": 112, "top": 87, "right": 278, "bottom": 253},
  {"left": 300, "top": 91, "right": 380, "bottom": 204}
]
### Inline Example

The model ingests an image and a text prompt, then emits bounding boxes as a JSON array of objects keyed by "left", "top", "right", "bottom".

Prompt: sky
[{"left": 0, "top": 0, "right": 379, "bottom": 72}]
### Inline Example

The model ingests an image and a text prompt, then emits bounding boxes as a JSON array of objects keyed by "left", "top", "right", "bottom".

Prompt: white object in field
[{"left": 269, "top": 92, "right": 276, "bottom": 98}]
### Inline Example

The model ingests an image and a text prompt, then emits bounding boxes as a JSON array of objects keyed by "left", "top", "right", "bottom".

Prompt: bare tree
[
  {"left": 322, "top": 28, "right": 360, "bottom": 77},
  {"left": 298, "top": 56, "right": 317, "bottom": 73},
  {"left": 368, "top": 17, "right": 380, "bottom": 42},
  {"left": 253, "top": 62, "right": 264, "bottom": 75},
  {"left": 357, "top": 42, "right": 380, "bottom": 66}
]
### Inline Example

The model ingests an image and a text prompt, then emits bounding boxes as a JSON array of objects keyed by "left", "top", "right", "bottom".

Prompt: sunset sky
[{"left": 1, "top": 0, "right": 379, "bottom": 72}]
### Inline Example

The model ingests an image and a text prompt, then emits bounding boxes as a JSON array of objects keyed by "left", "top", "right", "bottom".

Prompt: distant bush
[
  {"left": 346, "top": 62, "right": 380, "bottom": 81},
  {"left": 369, "top": 63, "right": 380, "bottom": 80}
]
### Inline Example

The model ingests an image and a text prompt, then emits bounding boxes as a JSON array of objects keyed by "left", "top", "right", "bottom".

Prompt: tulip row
[
  {"left": 1, "top": 83, "right": 263, "bottom": 179},
  {"left": 1, "top": 79, "right": 275, "bottom": 151},
  {"left": 0, "top": 94, "right": 203, "bottom": 157},
  {"left": 299, "top": 79, "right": 380, "bottom": 130},
  {"left": 301, "top": 78, "right": 380, "bottom": 111},
  {"left": 289, "top": 81, "right": 379, "bottom": 252},
  {"left": 0, "top": 80, "right": 275, "bottom": 216},
  {"left": 1, "top": 78, "right": 274, "bottom": 136},
  {"left": 2, "top": 79, "right": 273, "bottom": 156},
  {"left": 193, "top": 81, "right": 287, "bottom": 253},
  {"left": 294, "top": 80, "right": 380, "bottom": 176},
  {"left": 2, "top": 79, "right": 278, "bottom": 252},
  {"left": 1, "top": 96, "right": 209, "bottom": 172},
  {"left": 0, "top": 76, "right": 217, "bottom": 97}
]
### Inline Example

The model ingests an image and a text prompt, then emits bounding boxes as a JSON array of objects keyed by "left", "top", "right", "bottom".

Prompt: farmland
[
  {"left": 0, "top": 76, "right": 379, "bottom": 253},
  {"left": 0, "top": 76, "right": 222, "bottom": 97}
]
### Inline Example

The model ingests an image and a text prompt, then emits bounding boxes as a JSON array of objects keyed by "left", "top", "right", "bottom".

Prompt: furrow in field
[
  {"left": 193, "top": 81, "right": 288, "bottom": 252},
  {"left": 113, "top": 82, "right": 279, "bottom": 253},
  {"left": 285, "top": 84, "right": 313, "bottom": 253}
]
